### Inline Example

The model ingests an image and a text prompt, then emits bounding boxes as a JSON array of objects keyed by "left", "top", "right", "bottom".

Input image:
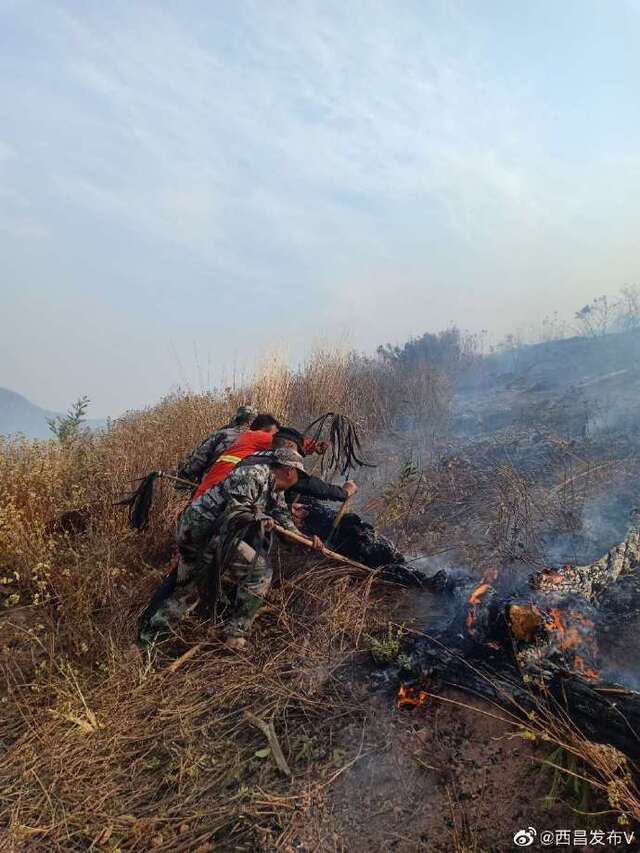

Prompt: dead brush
[
  {"left": 488, "top": 465, "right": 543, "bottom": 562},
  {"left": 0, "top": 348, "right": 457, "bottom": 850},
  {"left": 0, "top": 563, "right": 381, "bottom": 852},
  {"left": 521, "top": 690, "right": 640, "bottom": 825},
  {"left": 402, "top": 626, "right": 640, "bottom": 829},
  {"left": 366, "top": 458, "right": 420, "bottom": 528}
]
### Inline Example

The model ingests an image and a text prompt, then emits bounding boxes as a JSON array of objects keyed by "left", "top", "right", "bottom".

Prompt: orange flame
[
  {"left": 465, "top": 569, "right": 498, "bottom": 631},
  {"left": 468, "top": 583, "right": 490, "bottom": 606},
  {"left": 396, "top": 684, "right": 429, "bottom": 709},
  {"left": 467, "top": 568, "right": 498, "bottom": 606},
  {"left": 545, "top": 608, "right": 599, "bottom": 677},
  {"left": 574, "top": 656, "right": 599, "bottom": 680}
]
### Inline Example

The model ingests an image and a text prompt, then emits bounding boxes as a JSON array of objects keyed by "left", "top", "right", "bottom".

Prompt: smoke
[{"left": 542, "top": 492, "right": 639, "bottom": 567}]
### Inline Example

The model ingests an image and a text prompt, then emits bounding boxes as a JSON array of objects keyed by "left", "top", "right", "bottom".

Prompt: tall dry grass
[
  {"left": 0, "top": 349, "right": 451, "bottom": 849},
  {"left": 0, "top": 348, "right": 448, "bottom": 625},
  {"left": 2, "top": 344, "right": 637, "bottom": 849}
]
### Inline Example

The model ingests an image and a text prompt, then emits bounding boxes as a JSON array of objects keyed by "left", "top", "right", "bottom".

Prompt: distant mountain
[
  {"left": 0, "top": 388, "right": 107, "bottom": 439},
  {"left": 0, "top": 387, "right": 60, "bottom": 439}
]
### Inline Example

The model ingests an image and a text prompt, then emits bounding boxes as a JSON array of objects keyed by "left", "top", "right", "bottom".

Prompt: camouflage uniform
[
  {"left": 140, "top": 461, "right": 297, "bottom": 643},
  {"left": 176, "top": 405, "right": 257, "bottom": 485},
  {"left": 176, "top": 425, "right": 243, "bottom": 485}
]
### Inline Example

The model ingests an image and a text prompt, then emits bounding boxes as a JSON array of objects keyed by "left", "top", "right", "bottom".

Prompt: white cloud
[{"left": 39, "top": 2, "right": 552, "bottom": 261}]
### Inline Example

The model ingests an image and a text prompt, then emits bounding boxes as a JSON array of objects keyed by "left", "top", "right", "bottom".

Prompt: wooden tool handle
[{"left": 273, "top": 523, "right": 372, "bottom": 573}]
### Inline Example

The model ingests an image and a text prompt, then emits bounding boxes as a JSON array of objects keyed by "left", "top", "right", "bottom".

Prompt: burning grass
[{"left": 395, "top": 622, "right": 640, "bottom": 830}]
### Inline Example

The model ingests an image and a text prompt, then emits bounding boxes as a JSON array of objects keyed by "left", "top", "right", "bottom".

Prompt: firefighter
[
  {"left": 191, "top": 422, "right": 335, "bottom": 500},
  {"left": 191, "top": 413, "right": 281, "bottom": 500},
  {"left": 139, "top": 448, "right": 323, "bottom": 649},
  {"left": 176, "top": 404, "right": 258, "bottom": 486}
]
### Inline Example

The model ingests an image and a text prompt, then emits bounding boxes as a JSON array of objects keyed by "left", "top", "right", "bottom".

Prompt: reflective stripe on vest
[{"left": 217, "top": 454, "right": 242, "bottom": 465}]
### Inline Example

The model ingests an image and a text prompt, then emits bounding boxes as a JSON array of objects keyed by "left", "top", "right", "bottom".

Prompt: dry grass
[
  {"left": 1, "top": 560, "right": 386, "bottom": 851},
  {"left": 511, "top": 685, "right": 640, "bottom": 826},
  {"left": 2, "top": 345, "right": 639, "bottom": 849},
  {"left": 0, "top": 349, "right": 448, "bottom": 851}
]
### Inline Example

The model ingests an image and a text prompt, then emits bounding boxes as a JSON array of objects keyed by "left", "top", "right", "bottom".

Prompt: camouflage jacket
[
  {"left": 177, "top": 425, "right": 245, "bottom": 485},
  {"left": 190, "top": 463, "right": 296, "bottom": 531}
]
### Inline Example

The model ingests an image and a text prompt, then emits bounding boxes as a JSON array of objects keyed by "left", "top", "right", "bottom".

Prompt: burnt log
[
  {"left": 301, "top": 502, "right": 430, "bottom": 587},
  {"left": 409, "top": 641, "right": 640, "bottom": 760},
  {"left": 530, "top": 529, "right": 640, "bottom": 604},
  {"left": 401, "top": 529, "right": 640, "bottom": 759}
]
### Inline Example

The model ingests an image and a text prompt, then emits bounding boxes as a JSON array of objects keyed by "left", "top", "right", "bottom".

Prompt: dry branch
[
  {"left": 244, "top": 711, "right": 292, "bottom": 777},
  {"left": 167, "top": 643, "right": 207, "bottom": 673}
]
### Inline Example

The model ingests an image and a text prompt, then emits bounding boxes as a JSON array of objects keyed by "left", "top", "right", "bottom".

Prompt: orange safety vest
[
  {"left": 192, "top": 430, "right": 275, "bottom": 500},
  {"left": 192, "top": 431, "right": 319, "bottom": 501}
]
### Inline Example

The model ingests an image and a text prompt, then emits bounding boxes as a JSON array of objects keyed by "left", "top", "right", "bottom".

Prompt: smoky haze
[{"left": 1, "top": 1, "right": 640, "bottom": 418}]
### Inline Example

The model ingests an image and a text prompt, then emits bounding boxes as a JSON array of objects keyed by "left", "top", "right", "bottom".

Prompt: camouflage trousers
[{"left": 139, "top": 508, "right": 272, "bottom": 644}]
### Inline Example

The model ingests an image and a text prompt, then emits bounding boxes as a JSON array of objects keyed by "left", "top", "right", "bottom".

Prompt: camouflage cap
[
  {"left": 229, "top": 404, "right": 258, "bottom": 426},
  {"left": 272, "top": 447, "right": 309, "bottom": 478},
  {"left": 236, "top": 404, "right": 258, "bottom": 418}
]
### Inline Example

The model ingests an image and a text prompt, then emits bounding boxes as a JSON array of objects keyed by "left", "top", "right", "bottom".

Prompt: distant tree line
[
  {"left": 376, "top": 326, "right": 482, "bottom": 377},
  {"left": 377, "top": 284, "right": 640, "bottom": 377},
  {"left": 575, "top": 285, "right": 640, "bottom": 338}
]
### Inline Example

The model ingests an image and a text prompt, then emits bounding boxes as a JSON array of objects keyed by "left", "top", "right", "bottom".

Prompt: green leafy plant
[
  {"left": 366, "top": 623, "right": 403, "bottom": 665},
  {"left": 47, "top": 396, "right": 90, "bottom": 442}
]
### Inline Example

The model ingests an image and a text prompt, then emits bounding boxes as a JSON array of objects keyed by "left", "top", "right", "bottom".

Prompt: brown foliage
[{"left": 0, "top": 350, "right": 450, "bottom": 850}]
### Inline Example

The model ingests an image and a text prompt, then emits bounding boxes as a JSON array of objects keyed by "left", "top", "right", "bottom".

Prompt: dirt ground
[
  {"left": 290, "top": 587, "right": 622, "bottom": 853},
  {"left": 297, "top": 686, "right": 624, "bottom": 853}
]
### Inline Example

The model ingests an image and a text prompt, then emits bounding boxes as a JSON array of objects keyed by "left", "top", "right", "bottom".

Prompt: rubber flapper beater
[
  {"left": 304, "top": 412, "right": 374, "bottom": 477},
  {"left": 117, "top": 470, "right": 196, "bottom": 530}
]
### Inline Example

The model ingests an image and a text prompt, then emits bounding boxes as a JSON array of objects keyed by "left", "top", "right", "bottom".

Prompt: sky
[{"left": 1, "top": 0, "right": 640, "bottom": 417}]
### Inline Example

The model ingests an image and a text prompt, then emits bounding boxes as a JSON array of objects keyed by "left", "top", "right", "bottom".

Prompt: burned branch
[{"left": 400, "top": 530, "right": 640, "bottom": 759}]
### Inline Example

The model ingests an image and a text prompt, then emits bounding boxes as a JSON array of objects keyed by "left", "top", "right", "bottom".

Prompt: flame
[
  {"left": 533, "top": 565, "right": 580, "bottom": 593},
  {"left": 467, "top": 568, "right": 499, "bottom": 606},
  {"left": 396, "top": 684, "right": 429, "bottom": 709},
  {"left": 468, "top": 583, "right": 490, "bottom": 606},
  {"left": 465, "top": 569, "right": 498, "bottom": 631},
  {"left": 544, "top": 608, "right": 599, "bottom": 677},
  {"left": 546, "top": 609, "right": 594, "bottom": 649},
  {"left": 546, "top": 608, "right": 581, "bottom": 649},
  {"left": 574, "top": 656, "right": 599, "bottom": 680}
]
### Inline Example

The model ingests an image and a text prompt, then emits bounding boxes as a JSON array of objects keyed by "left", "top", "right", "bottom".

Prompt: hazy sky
[{"left": 2, "top": 1, "right": 640, "bottom": 417}]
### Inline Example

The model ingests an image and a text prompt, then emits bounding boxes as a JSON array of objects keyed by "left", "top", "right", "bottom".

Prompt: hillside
[
  {"left": 1, "top": 344, "right": 639, "bottom": 851},
  {"left": 0, "top": 387, "right": 59, "bottom": 439},
  {"left": 0, "top": 387, "right": 107, "bottom": 439}
]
